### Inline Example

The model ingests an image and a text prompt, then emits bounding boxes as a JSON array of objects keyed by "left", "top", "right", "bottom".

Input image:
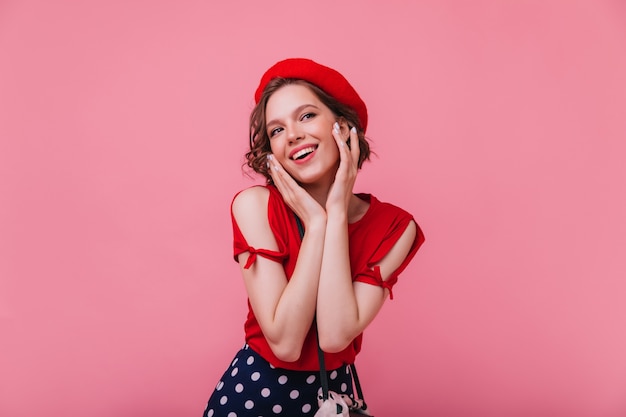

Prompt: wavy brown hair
[{"left": 246, "top": 78, "right": 371, "bottom": 183}]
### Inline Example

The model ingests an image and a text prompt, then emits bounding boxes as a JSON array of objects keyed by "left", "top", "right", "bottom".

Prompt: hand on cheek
[{"left": 267, "top": 154, "right": 325, "bottom": 228}]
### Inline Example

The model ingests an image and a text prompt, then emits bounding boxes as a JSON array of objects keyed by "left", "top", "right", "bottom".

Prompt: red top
[{"left": 231, "top": 185, "right": 425, "bottom": 371}]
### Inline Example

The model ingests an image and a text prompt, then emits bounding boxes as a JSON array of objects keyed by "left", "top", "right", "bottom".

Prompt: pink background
[{"left": 1, "top": 1, "right": 625, "bottom": 416}]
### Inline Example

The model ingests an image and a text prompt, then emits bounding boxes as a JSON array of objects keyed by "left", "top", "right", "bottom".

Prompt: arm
[
  {"left": 232, "top": 186, "right": 326, "bottom": 362},
  {"left": 316, "top": 219, "right": 417, "bottom": 352},
  {"left": 316, "top": 124, "right": 418, "bottom": 352}
]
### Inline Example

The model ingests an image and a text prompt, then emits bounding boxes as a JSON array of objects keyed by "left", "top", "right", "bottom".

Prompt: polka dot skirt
[{"left": 203, "top": 344, "right": 354, "bottom": 417}]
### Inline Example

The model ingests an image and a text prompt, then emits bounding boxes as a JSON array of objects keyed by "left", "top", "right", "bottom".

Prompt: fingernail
[
  {"left": 267, "top": 154, "right": 273, "bottom": 161},
  {"left": 333, "top": 122, "right": 340, "bottom": 132},
  {"left": 351, "top": 127, "right": 357, "bottom": 134}
]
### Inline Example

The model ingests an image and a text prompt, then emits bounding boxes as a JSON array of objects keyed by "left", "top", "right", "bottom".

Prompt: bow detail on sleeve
[
  {"left": 353, "top": 265, "right": 397, "bottom": 300},
  {"left": 242, "top": 246, "right": 286, "bottom": 269}
]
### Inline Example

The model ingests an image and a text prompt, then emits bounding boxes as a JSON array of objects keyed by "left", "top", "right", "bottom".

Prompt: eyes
[
  {"left": 268, "top": 112, "right": 316, "bottom": 138},
  {"left": 269, "top": 126, "right": 283, "bottom": 137}
]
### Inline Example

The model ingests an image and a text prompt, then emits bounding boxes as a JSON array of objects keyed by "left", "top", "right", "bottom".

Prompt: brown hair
[{"left": 246, "top": 78, "right": 371, "bottom": 183}]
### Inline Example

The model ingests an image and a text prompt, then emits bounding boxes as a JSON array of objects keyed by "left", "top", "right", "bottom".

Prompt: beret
[{"left": 254, "top": 58, "right": 368, "bottom": 132}]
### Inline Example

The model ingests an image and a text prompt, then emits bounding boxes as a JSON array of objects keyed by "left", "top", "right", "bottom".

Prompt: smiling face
[
  {"left": 246, "top": 78, "right": 371, "bottom": 184},
  {"left": 265, "top": 83, "right": 342, "bottom": 185}
]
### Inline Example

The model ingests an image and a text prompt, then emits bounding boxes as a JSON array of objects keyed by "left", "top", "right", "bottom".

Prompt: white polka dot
[
  {"left": 272, "top": 404, "right": 282, "bottom": 414},
  {"left": 346, "top": 367, "right": 350, "bottom": 374},
  {"left": 227, "top": 413, "right": 237, "bottom": 417},
  {"left": 302, "top": 404, "right": 312, "bottom": 413},
  {"left": 261, "top": 387, "right": 271, "bottom": 397},
  {"left": 220, "top": 395, "right": 228, "bottom": 405},
  {"left": 251, "top": 372, "right": 260, "bottom": 381},
  {"left": 269, "top": 364, "right": 276, "bottom": 369},
  {"left": 231, "top": 367, "right": 239, "bottom": 377},
  {"left": 245, "top": 400, "right": 254, "bottom": 409},
  {"left": 330, "top": 370, "right": 338, "bottom": 380},
  {"left": 231, "top": 358, "right": 239, "bottom": 367},
  {"left": 306, "top": 375, "right": 316, "bottom": 384},
  {"left": 207, "top": 410, "right": 214, "bottom": 417},
  {"left": 278, "top": 375, "right": 288, "bottom": 385},
  {"left": 235, "top": 383, "right": 244, "bottom": 393},
  {"left": 289, "top": 389, "right": 299, "bottom": 399},
  {"left": 341, "top": 383, "right": 348, "bottom": 392},
  {"left": 216, "top": 381, "right": 224, "bottom": 391},
  {"left": 247, "top": 355, "right": 255, "bottom": 365}
]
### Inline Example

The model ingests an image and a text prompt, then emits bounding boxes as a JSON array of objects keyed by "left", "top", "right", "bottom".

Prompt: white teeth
[{"left": 292, "top": 146, "right": 316, "bottom": 160}]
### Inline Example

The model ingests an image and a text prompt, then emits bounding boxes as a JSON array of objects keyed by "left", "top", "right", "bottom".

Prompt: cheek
[
  {"left": 269, "top": 140, "right": 280, "bottom": 154},
  {"left": 269, "top": 141, "right": 288, "bottom": 162}
]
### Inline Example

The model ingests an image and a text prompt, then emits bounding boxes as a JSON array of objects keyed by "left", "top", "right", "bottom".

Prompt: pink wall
[{"left": 2, "top": 1, "right": 625, "bottom": 416}]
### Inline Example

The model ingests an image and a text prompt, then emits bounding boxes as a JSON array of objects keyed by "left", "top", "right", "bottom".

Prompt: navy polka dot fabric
[{"left": 203, "top": 344, "right": 354, "bottom": 416}]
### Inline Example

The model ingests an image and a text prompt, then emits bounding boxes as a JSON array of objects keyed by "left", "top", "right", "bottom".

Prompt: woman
[{"left": 203, "top": 58, "right": 424, "bottom": 416}]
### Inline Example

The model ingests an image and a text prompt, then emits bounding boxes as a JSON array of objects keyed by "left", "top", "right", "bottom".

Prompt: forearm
[
  {"left": 263, "top": 218, "right": 327, "bottom": 359},
  {"left": 316, "top": 210, "right": 361, "bottom": 351}
]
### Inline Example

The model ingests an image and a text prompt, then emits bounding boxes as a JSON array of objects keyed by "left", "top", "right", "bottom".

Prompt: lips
[{"left": 289, "top": 145, "right": 318, "bottom": 160}]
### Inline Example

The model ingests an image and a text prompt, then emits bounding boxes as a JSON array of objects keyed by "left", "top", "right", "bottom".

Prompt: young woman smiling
[{"left": 202, "top": 58, "right": 425, "bottom": 417}]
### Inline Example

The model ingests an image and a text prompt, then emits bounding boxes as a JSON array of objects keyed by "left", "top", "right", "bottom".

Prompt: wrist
[
  {"left": 305, "top": 214, "right": 328, "bottom": 233},
  {"left": 325, "top": 209, "right": 348, "bottom": 224}
]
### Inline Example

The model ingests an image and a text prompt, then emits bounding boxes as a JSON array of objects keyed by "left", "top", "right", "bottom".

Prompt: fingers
[
  {"left": 267, "top": 154, "right": 325, "bottom": 225},
  {"left": 349, "top": 126, "right": 360, "bottom": 166},
  {"left": 332, "top": 122, "right": 351, "bottom": 166},
  {"left": 267, "top": 154, "right": 302, "bottom": 204},
  {"left": 332, "top": 122, "right": 360, "bottom": 172},
  {"left": 267, "top": 154, "right": 293, "bottom": 196}
]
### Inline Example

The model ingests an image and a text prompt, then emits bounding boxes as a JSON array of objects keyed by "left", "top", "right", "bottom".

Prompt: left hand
[
  {"left": 267, "top": 154, "right": 327, "bottom": 230},
  {"left": 326, "top": 123, "right": 360, "bottom": 214}
]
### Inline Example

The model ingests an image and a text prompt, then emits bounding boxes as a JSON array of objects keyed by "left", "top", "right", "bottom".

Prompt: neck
[
  {"left": 301, "top": 181, "right": 332, "bottom": 208},
  {"left": 301, "top": 181, "right": 365, "bottom": 224}
]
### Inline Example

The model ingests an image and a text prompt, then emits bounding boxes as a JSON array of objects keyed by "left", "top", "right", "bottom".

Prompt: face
[{"left": 265, "top": 84, "right": 344, "bottom": 185}]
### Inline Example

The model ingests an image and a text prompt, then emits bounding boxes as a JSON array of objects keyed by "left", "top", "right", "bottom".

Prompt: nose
[{"left": 286, "top": 123, "right": 304, "bottom": 143}]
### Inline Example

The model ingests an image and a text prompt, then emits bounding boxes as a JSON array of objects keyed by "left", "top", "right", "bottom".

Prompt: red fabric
[
  {"left": 231, "top": 185, "right": 425, "bottom": 371},
  {"left": 254, "top": 58, "right": 369, "bottom": 132}
]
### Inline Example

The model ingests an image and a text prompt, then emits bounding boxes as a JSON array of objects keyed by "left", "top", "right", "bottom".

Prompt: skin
[{"left": 231, "top": 84, "right": 417, "bottom": 360}]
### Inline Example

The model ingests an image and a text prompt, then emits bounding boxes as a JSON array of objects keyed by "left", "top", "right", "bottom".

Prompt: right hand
[{"left": 267, "top": 154, "right": 327, "bottom": 228}]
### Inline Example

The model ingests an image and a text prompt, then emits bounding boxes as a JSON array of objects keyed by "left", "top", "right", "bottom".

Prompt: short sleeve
[
  {"left": 352, "top": 207, "right": 425, "bottom": 299},
  {"left": 231, "top": 189, "right": 289, "bottom": 269}
]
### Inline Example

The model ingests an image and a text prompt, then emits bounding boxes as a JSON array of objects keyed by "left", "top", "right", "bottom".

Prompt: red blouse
[{"left": 231, "top": 185, "right": 424, "bottom": 371}]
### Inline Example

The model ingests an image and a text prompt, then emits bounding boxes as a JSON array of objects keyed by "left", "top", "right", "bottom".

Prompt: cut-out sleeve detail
[
  {"left": 231, "top": 186, "right": 291, "bottom": 270},
  {"left": 351, "top": 215, "right": 425, "bottom": 300},
  {"left": 241, "top": 246, "right": 287, "bottom": 269},
  {"left": 354, "top": 265, "right": 396, "bottom": 300}
]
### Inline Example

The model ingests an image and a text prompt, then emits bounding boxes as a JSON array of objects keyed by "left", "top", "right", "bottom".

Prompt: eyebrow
[{"left": 266, "top": 104, "right": 320, "bottom": 129}]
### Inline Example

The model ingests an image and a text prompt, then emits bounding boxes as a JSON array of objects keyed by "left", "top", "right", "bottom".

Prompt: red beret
[{"left": 254, "top": 58, "right": 368, "bottom": 132}]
